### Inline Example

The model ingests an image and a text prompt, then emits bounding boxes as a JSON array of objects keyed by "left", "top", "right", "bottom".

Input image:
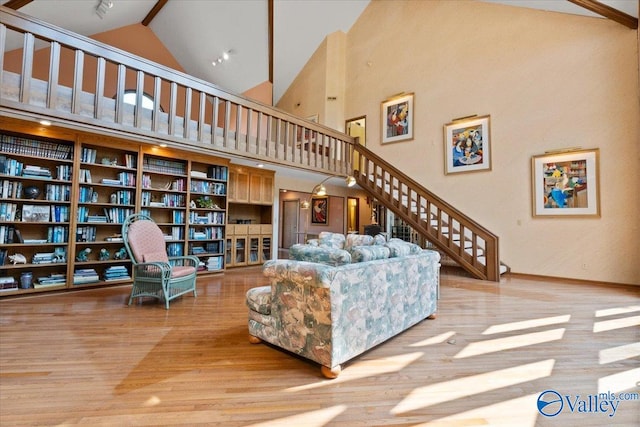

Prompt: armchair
[{"left": 122, "top": 214, "right": 199, "bottom": 309}]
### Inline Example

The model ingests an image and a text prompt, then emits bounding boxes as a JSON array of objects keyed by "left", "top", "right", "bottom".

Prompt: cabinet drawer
[
  {"left": 234, "top": 224, "right": 249, "bottom": 235},
  {"left": 260, "top": 224, "right": 273, "bottom": 234},
  {"left": 248, "top": 224, "right": 261, "bottom": 235}
]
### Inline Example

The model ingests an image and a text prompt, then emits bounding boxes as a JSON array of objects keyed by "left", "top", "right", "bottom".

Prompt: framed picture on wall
[
  {"left": 381, "top": 93, "right": 414, "bottom": 144},
  {"left": 531, "top": 148, "right": 600, "bottom": 218},
  {"left": 444, "top": 115, "right": 491, "bottom": 174},
  {"left": 311, "top": 196, "right": 329, "bottom": 225}
]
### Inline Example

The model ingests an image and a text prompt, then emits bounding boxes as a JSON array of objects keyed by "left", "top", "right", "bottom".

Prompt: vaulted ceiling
[{"left": 1, "top": 0, "right": 638, "bottom": 104}]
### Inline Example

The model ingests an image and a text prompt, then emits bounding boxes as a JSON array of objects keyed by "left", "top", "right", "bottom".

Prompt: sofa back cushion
[
  {"left": 289, "top": 243, "right": 352, "bottom": 266},
  {"left": 317, "top": 232, "right": 346, "bottom": 249},
  {"left": 350, "top": 245, "right": 391, "bottom": 263},
  {"left": 385, "top": 239, "right": 423, "bottom": 257},
  {"left": 345, "top": 234, "right": 373, "bottom": 251}
]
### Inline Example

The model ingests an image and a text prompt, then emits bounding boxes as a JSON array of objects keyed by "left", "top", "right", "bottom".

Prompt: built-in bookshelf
[
  {"left": 0, "top": 122, "right": 246, "bottom": 296},
  {"left": 0, "top": 132, "right": 74, "bottom": 293},
  {"left": 188, "top": 162, "right": 228, "bottom": 272}
]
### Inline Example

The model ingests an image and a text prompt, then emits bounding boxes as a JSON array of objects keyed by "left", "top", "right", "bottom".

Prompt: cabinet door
[
  {"left": 248, "top": 236, "right": 260, "bottom": 265},
  {"left": 233, "top": 236, "right": 247, "bottom": 266},
  {"left": 249, "top": 174, "right": 262, "bottom": 204},
  {"left": 260, "top": 235, "right": 271, "bottom": 263},
  {"left": 230, "top": 170, "right": 249, "bottom": 203},
  {"left": 261, "top": 174, "right": 274, "bottom": 204}
]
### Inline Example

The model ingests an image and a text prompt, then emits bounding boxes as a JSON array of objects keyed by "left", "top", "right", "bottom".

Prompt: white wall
[{"left": 280, "top": 0, "right": 640, "bottom": 285}]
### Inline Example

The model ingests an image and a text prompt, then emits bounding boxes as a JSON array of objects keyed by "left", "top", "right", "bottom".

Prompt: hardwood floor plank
[{"left": 1, "top": 268, "right": 638, "bottom": 426}]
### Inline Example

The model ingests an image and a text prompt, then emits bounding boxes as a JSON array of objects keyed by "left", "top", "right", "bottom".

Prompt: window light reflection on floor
[
  {"left": 593, "top": 316, "right": 640, "bottom": 333},
  {"left": 454, "top": 328, "right": 566, "bottom": 359},
  {"left": 482, "top": 315, "right": 570, "bottom": 335}
]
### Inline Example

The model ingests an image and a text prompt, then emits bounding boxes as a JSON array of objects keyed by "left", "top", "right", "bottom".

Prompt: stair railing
[{"left": 351, "top": 142, "right": 501, "bottom": 282}]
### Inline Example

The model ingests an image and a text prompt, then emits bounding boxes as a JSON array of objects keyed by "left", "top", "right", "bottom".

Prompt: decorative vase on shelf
[{"left": 23, "top": 185, "right": 40, "bottom": 199}]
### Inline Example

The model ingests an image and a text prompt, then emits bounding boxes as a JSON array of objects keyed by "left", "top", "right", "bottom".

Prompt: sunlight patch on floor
[
  {"left": 598, "top": 368, "right": 640, "bottom": 394},
  {"left": 599, "top": 343, "right": 640, "bottom": 365},
  {"left": 482, "top": 315, "right": 570, "bottom": 335},
  {"left": 595, "top": 306, "right": 640, "bottom": 317},
  {"left": 414, "top": 393, "right": 539, "bottom": 427},
  {"left": 454, "top": 329, "right": 565, "bottom": 359},
  {"left": 246, "top": 405, "right": 346, "bottom": 427},
  {"left": 593, "top": 316, "right": 640, "bottom": 333},
  {"left": 409, "top": 331, "right": 456, "bottom": 347},
  {"left": 391, "top": 359, "right": 555, "bottom": 414},
  {"left": 285, "top": 352, "right": 424, "bottom": 392}
]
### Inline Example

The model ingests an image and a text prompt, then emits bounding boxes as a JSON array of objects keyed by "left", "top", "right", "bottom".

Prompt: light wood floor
[{"left": 0, "top": 268, "right": 638, "bottom": 426}]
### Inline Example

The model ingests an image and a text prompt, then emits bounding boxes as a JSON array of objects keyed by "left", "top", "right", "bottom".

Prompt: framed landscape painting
[
  {"left": 444, "top": 115, "right": 491, "bottom": 174},
  {"left": 381, "top": 93, "right": 414, "bottom": 144},
  {"left": 531, "top": 148, "right": 600, "bottom": 218}
]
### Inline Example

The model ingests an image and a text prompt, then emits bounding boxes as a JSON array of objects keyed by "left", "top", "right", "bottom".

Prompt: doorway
[
  {"left": 281, "top": 199, "right": 300, "bottom": 249},
  {"left": 347, "top": 197, "right": 359, "bottom": 233},
  {"left": 346, "top": 116, "right": 366, "bottom": 172}
]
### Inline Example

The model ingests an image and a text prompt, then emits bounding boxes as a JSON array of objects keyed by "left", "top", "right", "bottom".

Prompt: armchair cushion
[
  {"left": 385, "top": 239, "right": 423, "bottom": 257},
  {"left": 171, "top": 266, "right": 197, "bottom": 278},
  {"left": 345, "top": 234, "right": 373, "bottom": 251},
  {"left": 317, "top": 232, "right": 346, "bottom": 249},
  {"left": 289, "top": 244, "right": 351, "bottom": 266},
  {"left": 246, "top": 286, "right": 272, "bottom": 315},
  {"left": 143, "top": 251, "right": 170, "bottom": 263}
]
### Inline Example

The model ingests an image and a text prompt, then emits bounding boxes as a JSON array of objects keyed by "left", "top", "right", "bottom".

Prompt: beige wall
[{"left": 280, "top": 0, "right": 640, "bottom": 285}]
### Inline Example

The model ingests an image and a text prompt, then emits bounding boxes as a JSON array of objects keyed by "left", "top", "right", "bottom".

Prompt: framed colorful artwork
[
  {"left": 531, "top": 148, "right": 600, "bottom": 218},
  {"left": 310, "top": 196, "right": 329, "bottom": 225},
  {"left": 381, "top": 93, "right": 414, "bottom": 144},
  {"left": 444, "top": 115, "right": 491, "bottom": 174}
]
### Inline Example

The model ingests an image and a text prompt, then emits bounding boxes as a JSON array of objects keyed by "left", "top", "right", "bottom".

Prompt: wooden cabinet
[
  {"left": 228, "top": 166, "right": 273, "bottom": 205},
  {"left": 225, "top": 224, "right": 272, "bottom": 268},
  {"left": 0, "top": 126, "right": 230, "bottom": 297}
]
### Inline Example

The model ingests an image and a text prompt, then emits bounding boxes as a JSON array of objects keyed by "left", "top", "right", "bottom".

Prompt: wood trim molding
[
  {"left": 142, "top": 0, "right": 169, "bottom": 26},
  {"left": 3, "top": 0, "right": 33, "bottom": 10},
  {"left": 568, "top": 0, "right": 638, "bottom": 29}
]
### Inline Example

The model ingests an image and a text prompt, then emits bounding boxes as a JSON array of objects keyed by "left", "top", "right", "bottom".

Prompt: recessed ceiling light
[
  {"left": 39, "top": 120, "right": 51, "bottom": 126},
  {"left": 256, "top": 163, "right": 264, "bottom": 168},
  {"left": 159, "top": 143, "right": 168, "bottom": 148}
]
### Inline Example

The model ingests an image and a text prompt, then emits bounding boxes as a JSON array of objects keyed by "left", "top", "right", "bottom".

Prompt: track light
[
  {"left": 311, "top": 174, "right": 356, "bottom": 196},
  {"left": 96, "top": 0, "right": 114, "bottom": 19}
]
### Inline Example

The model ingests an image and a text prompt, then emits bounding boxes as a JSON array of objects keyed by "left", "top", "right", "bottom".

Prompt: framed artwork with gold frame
[
  {"left": 444, "top": 115, "right": 491, "bottom": 174},
  {"left": 381, "top": 93, "right": 414, "bottom": 144},
  {"left": 531, "top": 148, "right": 600, "bottom": 218}
]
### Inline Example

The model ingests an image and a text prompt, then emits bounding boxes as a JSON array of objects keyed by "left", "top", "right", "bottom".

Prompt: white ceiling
[{"left": 1, "top": 0, "right": 637, "bottom": 105}]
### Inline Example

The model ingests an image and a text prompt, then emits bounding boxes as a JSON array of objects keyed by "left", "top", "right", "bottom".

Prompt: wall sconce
[{"left": 301, "top": 200, "right": 310, "bottom": 209}]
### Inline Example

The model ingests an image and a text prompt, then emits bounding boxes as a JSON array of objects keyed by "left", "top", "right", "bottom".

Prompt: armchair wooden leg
[
  {"left": 321, "top": 365, "right": 341, "bottom": 379},
  {"left": 248, "top": 335, "right": 262, "bottom": 344}
]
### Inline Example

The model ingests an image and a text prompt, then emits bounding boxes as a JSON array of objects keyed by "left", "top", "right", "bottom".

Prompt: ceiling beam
[
  {"left": 3, "top": 0, "right": 33, "bottom": 10},
  {"left": 142, "top": 0, "right": 169, "bottom": 27},
  {"left": 567, "top": 0, "right": 638, "bottom": 29}
]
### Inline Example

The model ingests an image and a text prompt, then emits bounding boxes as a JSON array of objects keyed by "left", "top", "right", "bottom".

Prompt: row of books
[
  {"left": 47, "top": 226, "right": 69, "bottom": 243},
  {"left": 189, "top": 211, "right": 225, "bottom": 225},
  {"left": 45, "top": 184, "right": 72, "bottom": 202},
  {"left": 0, "top": 275, "right": 17, "bottom": 291},
  {"left": 0, "top": 180, "right": 22, "bottom": 199},
  {"left": 76, "top": 226, "right": 97, "bottom": 242},
  {"left": 36, "top": 273, "right": 66, "bottom": 288},
  {"left": 21, "top": 204, "right": 70, "bottom": 223},
  {"left": 22, "top": 165, "right": 52, "bottom": 179},
  {"left": 188, "top": 226, "right": 224, "bottom": 240},
  {"left": 80, "top": 147, "right": 98, "bottom": 164},
  {"left": 0, "top": 226, "right": 21, "bottom": 244},
  {"left": 208, "top": 165, "right": 228, "bottom": 181},
  {"left": 1, "top": 135, "right": 73, "bottom": 160},
  {"left": 0, "top": 203, "right": 18, "bottom": 221},
  {"left": 141, "top": 192, "right": 185, "bottom": 208},
  {"left": 206, "top": 256, "right": 224, "bottom": 271},
  {"left": 0, "top": 157, "right": 24, "bottom": 177},
  {"left": 32, "top": 248, "right": 66, "bottom": 264},
  {"left": 143, "top": 156, "right": 186, "bottom": 175},
  {"left": 190, "top": 180, "right": 226, "bottom": 195}
]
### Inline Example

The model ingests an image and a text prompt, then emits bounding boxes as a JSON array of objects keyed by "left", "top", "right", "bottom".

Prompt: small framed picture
[
  {"left": 444, "top": 115, "right": 491, "bottom": 174},
  {"left": 310, "top": 196, "right": 329, "bottom": 225},
  {"left": 381, "top": 93, "right": 414, "bottom": 144},
  {"left": 531, "top": 148, "right": 600, "bottom": 218}
]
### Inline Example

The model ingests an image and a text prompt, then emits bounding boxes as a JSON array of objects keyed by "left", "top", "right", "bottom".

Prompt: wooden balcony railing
[{"left": 0, "top": 7, "right": 352, "bottom": 176}]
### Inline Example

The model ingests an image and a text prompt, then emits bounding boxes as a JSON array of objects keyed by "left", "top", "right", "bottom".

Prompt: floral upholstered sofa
[{"left": 246, "top": 232, "right": 440, "bottom": 378}]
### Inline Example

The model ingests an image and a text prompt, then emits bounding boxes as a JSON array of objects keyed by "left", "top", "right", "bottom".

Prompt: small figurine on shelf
[
  {"left": 91, "top": 191, "right": 99, "bottom": 203},
  {"left": 99, "top": 248, "right": 110, "bottom": 261},
  {"left": 9, "top": 253, "right": 27, "bottom": 265},
  {"left": 76, "top": 248, "right": 92, "bottom": 262},
  {"left": 110, "top": 193, "right": 117, "bottom": 204},
  {"left": 114, "top": 247, "right": 128, "bottom": 260}
]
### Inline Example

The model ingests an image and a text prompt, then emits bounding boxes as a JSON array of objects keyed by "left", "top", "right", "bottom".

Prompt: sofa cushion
[
  {"left": 372, "top": 234, "right": 387, "bottom": 245},
  {"left": 289, "top": 244, "right": 352, "bottom": 266},
  {"left": 350, "top": 245, "right": 391, "bottom": 263},
  {"left": 385, "top": 239, "right": 423, "bottom": 257},
  {"left": 345, "top": 234, "right": 373, "bottom": 251},
  {"left": 246, "top": 285, "right": 272, "bottom": 315},
  {"left": 317, "top": 232, "right": 346, "bottom": 249}
]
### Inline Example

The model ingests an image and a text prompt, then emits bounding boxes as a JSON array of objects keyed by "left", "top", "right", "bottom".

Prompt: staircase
[
  {"left": 351, "top": 144, "right": 504, "bottom": 282},
  {"left": 0, "top": 6, "right": 503, "bottom": 282}
]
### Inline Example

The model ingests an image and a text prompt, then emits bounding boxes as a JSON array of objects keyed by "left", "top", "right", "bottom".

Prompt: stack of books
[
  {"left": 35, "top": 274, "right": 66, "bottom": 288},
  {"left": 206, "top": 256, "right": 223, "bottom": 271},
  {"left": 22, "top": 165, "right": 52, "bottom": 179},
  {"left": 73, "top": 268, "right": 99, "bottom": 284},
  {"left": 104, "top": 266, "right": 130, "bottom": 281},
  {"left": 0, "top": 276, "right": 17, "bottom": 291}
]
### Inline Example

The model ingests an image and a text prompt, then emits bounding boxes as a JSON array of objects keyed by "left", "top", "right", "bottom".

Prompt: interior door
[{"left": 281, "top": 199, "right": 300, "bottom": 249}]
